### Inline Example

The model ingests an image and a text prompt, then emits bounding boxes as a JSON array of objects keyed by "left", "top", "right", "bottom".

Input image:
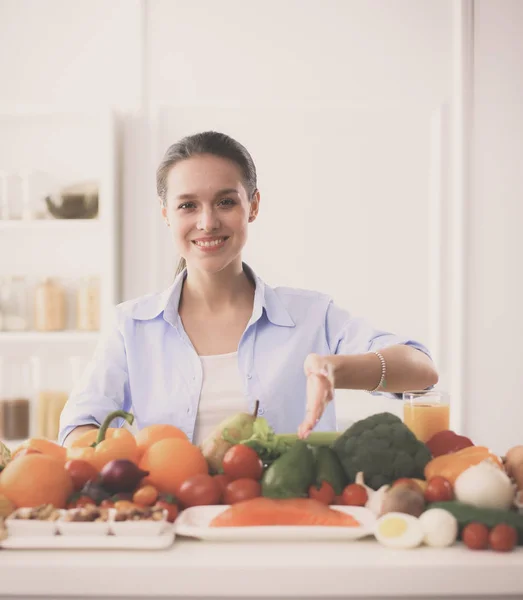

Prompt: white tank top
[{"left": 192, "top": 351, "right": 248, "bottom": 445}]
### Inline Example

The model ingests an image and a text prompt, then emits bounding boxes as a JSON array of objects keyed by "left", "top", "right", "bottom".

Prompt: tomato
[
  {"left": 66, "top": 494, "right": 96, "bottom": 509},
  {"left": 64, "top": 460, "right": 99, "bottom": 492},
  {"left": 132, "top": 484, "right": 159, "bottom": 507},
  {"left": 222, "top": 445, "right": 263, "bottom": 481},
  {"left": 424, "top": 476, "right": 454, "bottom": 503},
  {"left": 308, "top": 481, "right": 335, "bottom": 505},
  {"left": 462, "top": 522, "right": 489, "bottom": 550},
  {"left": 489, "top": 524, "right": 517, "bottom": 552},
  {"left": 154, "top": 495, "right": 179, "bottom": 523},
  {"left": 341, "top": 483, "right": 368, "bottom": 507},
  {"left": 213, "top": 474, "right": 233, "bottom": 498},
  {"left": 178, "top": 474, "right": 221, "bottom": 508},
  {"left": 223, "top": 478, "right": 262, "bottom": 504}
]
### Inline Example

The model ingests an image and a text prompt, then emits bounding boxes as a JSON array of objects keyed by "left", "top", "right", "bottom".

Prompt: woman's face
[{"left": 161, "top": 154, "right": 259, "bottom": 274}]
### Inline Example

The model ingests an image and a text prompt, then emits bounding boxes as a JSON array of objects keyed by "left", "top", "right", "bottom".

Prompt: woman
[{"left": 59, "top": 131, "right": 438, "bottom": 447}]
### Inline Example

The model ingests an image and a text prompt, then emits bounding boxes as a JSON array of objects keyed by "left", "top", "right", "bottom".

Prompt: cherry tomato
[
  {"left": 489, "top": 524, "right": 517, "bottom": 552},
  {"left": 222, "top": 445, "right": 264, "bottom": 481},
  {"left": 462, "top": 522, "right": 489, "bottom": 550},
  {"left": 66, "top": 494, "right": 96, "bottom": 509},
  {"left": 308, "top": 481, "right": 335, "bottom": 505},
  {"left": 341, "top": 483, "right": 368, "bottom": 506},
  {"left": 424, "top": 476, "right": 454, "bottom": 503},
  {"left": 178, "top": 474, "right": 221, "bottom": 508},
  {"left": 213, "top": 474, "right": 233, "bottom": 498},
  {"left": 154, "top": 495, "right": 179, "bottom": 523},
  {"left": 64, "top": 460, "right": 99, "bottom": 492},
  {"left": 223, "top": 478, "right": 262, "bottom": 504},
  {"left": 132, "top": 484, "right": 159, "bottom": 507}
]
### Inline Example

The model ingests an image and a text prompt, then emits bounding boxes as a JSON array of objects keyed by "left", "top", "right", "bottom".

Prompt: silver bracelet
[{"left": 366, "top": 351, "right": 386, "bottom": 393}]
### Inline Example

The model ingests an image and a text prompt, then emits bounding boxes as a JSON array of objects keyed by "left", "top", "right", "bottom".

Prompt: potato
[{"left": 380, "top": 484, "right": 426, "bottom": 518}]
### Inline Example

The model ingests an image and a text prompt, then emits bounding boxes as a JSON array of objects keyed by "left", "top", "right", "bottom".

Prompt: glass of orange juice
[{"left": 402, "top": 390, "right": 450, "bottom": 443}]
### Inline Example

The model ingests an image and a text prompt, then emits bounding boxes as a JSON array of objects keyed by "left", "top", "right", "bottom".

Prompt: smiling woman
[{"left": 59, "top": 131, "right": 438, "bottom": 449}]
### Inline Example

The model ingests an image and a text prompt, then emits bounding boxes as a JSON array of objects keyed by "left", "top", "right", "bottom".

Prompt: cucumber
[{"left": 429, "top": 501, "right": 523, "bottom": 545}]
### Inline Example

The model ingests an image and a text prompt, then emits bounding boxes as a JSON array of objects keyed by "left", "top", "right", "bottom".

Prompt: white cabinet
[{"left": 0, "top": 111, "right": 120, "bottom": 447}]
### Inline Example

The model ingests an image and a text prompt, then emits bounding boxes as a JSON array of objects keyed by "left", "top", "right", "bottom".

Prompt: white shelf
[
  {"left": 0, "top": 331, "right": 99, "bottom": 343},
  {"left": 0, "top": 219, "right": 100, "bottom": 230}
]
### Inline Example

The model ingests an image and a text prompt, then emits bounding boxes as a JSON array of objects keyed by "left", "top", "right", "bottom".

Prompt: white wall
[
  {"left": 467, "top": 0, "right": 523, "bottom": 453},
  {"left": 1, "top": 0, "right": 521, "bottom": 452}
]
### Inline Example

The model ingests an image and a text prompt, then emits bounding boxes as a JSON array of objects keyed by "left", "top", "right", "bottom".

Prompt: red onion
[{"left": 99, "top": 460, "right": 149, "bottom": 494}]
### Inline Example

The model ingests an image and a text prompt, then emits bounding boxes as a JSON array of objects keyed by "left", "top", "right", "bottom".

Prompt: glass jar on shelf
[
  {"left": 0, "top": 275, "right": 29, "bottom": 331},
  {"left": 0, "top": 172, "right": 24, "bottom": 220},
  {"left": 34, "top": 278, "right": 67, "bottom": 331},
  {"left": 76, "top": 276, "right": 100, "bottom": 331},
  {"left": 30, "top": 355, "right": 81, "bottom": 441},
  {"left": 0, "top": 357, "right": 32, "bottom": 441}
]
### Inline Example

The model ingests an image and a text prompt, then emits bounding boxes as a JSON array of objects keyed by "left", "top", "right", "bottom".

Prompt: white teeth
[{"left": 194, "top": 238, "right": 226, "bottom": 247}]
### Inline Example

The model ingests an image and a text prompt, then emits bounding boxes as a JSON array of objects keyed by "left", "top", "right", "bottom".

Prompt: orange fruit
[
  {"left": 135, "top": 424, "right": 189, "bottom": 461},
  {"left": 0, "top": 454, "right": 73, "bottom": 509},
  {"left": 139, "top": 438, "right": 208, "bottom": 496},
  {"left": 12, "top": 438, "right": 67, "bottom": 464}
]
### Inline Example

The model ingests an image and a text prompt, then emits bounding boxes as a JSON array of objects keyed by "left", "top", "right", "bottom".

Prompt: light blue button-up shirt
[{"left": 58, "top": 265, "right": 432, "bottom": 445}]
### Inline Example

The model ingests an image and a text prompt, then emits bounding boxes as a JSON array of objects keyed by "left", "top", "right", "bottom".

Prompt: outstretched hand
[{"left": 298, "top": 353, "right": 335, "bottom": 439}]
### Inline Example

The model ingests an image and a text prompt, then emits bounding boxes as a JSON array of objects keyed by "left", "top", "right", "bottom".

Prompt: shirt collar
[{"left": 131, "top": 263, "right": 295, "bottom": 328}]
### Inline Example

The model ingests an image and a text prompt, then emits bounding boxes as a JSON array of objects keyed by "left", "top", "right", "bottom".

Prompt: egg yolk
[{"left": 378, "top": 517, "right": 408, "bottom": 538}]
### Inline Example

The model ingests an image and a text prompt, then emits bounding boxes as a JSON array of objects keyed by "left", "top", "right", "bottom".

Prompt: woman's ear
[
  {"left": 159, "top": 196, "right": 169, "bottom": 226},
  {"left": 249, "top": 190, "right": 260, "bottom": 222}
]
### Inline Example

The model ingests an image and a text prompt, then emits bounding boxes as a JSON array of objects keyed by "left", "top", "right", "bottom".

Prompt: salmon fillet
[{"left": 209, "top": 497, "right": 360, "bottom": 528}]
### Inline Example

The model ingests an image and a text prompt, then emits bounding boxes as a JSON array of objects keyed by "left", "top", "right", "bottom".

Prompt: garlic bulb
[
  {"left": 355, "top": 472, "right": 389, "bottom": 515},
  {"left": 454, "top": 460, "right": 515, "bottom": 510}
]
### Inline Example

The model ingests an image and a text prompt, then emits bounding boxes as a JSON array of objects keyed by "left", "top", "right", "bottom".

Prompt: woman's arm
[
  {"left": 62, "top": 424, "right": 98, "bottom": 448},
  {"left": 329, "top": 344, "right": 439, "bottom": 393}
]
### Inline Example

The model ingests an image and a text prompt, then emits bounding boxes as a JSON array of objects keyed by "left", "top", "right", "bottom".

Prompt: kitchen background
[{"left": 0, "top": 0, "right": 520, "bottom": 455}]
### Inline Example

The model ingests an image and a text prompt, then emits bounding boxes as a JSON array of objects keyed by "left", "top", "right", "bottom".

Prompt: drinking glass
[{"left": 403, "top": 390, "right": 450, "bottom": 443}]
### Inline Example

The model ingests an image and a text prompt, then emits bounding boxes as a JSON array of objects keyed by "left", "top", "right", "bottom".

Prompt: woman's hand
[{"left": 298, "top": 353, "right": 335, "bottom": 439}]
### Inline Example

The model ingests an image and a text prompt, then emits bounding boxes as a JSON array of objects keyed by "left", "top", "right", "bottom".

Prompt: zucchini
[{"left": 430, "top": 501, "right": 523, "bottom": 545}]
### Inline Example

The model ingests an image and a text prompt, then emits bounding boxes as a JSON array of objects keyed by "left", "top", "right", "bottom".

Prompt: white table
[{"left": 1, "top": 538, "right": 523, "bottom": 600}]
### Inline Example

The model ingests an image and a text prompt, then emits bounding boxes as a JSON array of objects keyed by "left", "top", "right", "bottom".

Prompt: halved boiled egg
[{"left": 374, "top": 512, "right": 424, "bottom": 549}]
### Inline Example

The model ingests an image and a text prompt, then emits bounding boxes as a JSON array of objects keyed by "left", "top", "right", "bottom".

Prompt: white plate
[
  {"left": 0, "top": 530, "right": 175, "bottom": 550},
  {"left": 174, "top": 505, "right": 376, "bottom": 542},
  {"left": 5, "top": 511, "right": 60, "bottom": 537}
]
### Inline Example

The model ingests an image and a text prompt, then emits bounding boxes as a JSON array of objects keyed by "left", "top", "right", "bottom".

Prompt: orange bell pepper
[
  {"left": 424, "top": 445, "right": 503, "bottom": 484},
  {"left": 66, "top": 410, "right": 138, "bottom": 471},
  {"left": 12, "top": 438, "right": 67, "bottom": 464}
]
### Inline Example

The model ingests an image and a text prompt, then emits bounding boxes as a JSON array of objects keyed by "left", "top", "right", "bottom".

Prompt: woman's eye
[
  {"left": 178, "top": 202, "right": 195, "bottom": 210},
  {"left": 219, "top": 198, "right": 236, "bottom": 207}
]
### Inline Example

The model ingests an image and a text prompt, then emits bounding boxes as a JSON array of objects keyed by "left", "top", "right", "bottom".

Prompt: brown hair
[{"left": 156, "top": 131, "right": 258, "bottom": 277}]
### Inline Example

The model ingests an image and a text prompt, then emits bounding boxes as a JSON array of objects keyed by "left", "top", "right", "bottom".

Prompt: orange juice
[{"left": 403, "top": 402, "right": 450, "bottom": 443}]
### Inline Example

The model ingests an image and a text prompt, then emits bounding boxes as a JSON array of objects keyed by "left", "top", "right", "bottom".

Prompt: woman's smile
[{"left": 191, "top": 235, "right": 230, "bottom": 252}]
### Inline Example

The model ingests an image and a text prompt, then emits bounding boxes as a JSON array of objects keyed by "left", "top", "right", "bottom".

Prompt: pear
[{"left": 200, "top": 401, "right": 259, "bottom": 473}]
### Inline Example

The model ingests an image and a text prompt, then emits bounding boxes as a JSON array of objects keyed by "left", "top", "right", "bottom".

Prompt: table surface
[{"left": 1, "top": 537, "right": 523, "bottom": 600}]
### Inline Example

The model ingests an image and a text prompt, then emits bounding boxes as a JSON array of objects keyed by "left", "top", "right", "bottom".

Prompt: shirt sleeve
[
  {"left": 325, "top": 299, "right": 433, "bottom": 399},
  {"left": 58, "top": 309, "right": 130, "bottom": 445}
]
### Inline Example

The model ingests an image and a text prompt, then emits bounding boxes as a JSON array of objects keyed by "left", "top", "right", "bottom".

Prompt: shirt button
[
  {"left": 192, "top": 375, "right": 196, "bottom": 380},
  {"left": 257, "top": 407, "right": 265, "bottom": 416},
  {"left": 247, "top": 373, "right": 252, "bottom": 380}
]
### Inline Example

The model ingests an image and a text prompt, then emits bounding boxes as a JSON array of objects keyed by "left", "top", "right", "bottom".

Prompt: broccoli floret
[{"left": 332, "top": 412, "right": 432, "bottom": 490}]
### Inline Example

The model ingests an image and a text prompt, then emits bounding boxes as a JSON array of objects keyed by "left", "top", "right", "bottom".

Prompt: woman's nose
[{"left": 197, "top": 207, "right": 219, "bottom": 232}]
